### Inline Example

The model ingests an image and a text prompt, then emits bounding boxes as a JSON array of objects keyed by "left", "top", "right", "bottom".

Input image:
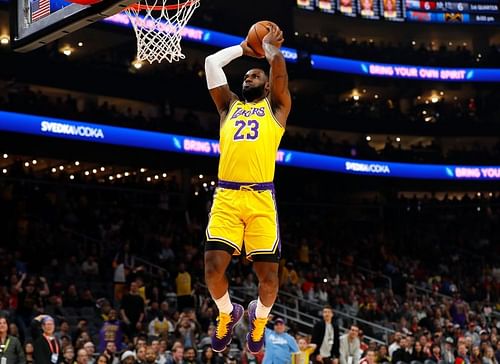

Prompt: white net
[{"left": 125, "top": 0, "right": 201, "bottom": 64}]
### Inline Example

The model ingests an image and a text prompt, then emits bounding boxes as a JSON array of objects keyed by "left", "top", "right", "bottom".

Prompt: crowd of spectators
[
  {"left": 2, "top": 81, "right": 500, "bottom": 165},
  {"left": 0, "top": 161, "right": 499, "bottom": 363}
]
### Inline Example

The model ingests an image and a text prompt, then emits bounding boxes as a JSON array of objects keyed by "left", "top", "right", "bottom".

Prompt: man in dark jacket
[
  {"left": 33, "top": 315, "right": 63, "bottom": 364},
  {"left": 0, "top": 315, "right": 25, "bottom": 364},
  {"left": 392, "top": 337, "right": 413, "bottom": 364},
  {"left": 311, "top": 306, "right": 340, "bottom": 364}
]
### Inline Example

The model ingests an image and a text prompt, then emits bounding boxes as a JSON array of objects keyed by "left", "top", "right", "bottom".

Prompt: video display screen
[{"left": 297, "top": 0, "right": 498, "bottom": 24}]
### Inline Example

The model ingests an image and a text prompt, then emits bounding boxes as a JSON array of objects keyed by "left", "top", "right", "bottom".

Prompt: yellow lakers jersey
[{"left": 218, "top": 98, "right": 284, "bottom": 183}]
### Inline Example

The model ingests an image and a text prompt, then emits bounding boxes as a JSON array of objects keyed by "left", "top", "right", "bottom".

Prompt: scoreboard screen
[{"left": 297, "top": 0, "right": 499, "bottom": 24}]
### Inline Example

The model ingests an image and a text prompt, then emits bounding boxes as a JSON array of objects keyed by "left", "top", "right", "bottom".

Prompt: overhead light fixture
[
  {"left": 78, "top": 41, "right": 84, "bottom": 47},
  {"left": 24, "top": 162, "right": 30, "bottom": 167},
  {"left": 0, "top": 36, "right": 9, "bottom": 45},
  {"left": 75, "top": 161, "right": 80, "bottom": 166},
  {"left": 396, "top": 137, "right": 401, "bottom": 142},
  {"left": 62, "top": 47, "right": 73, "bottom": 56},
  {"left": 2, "top": 154, "right": 7, "bottom": 159},
  {"left": 84, "top": 171, "right": 90, "bottom": 176},
  {"left": 353, "top": 95, "right": 360, "bottom": 101},
  {"left": 366, "top": 136, "right": 372, "bottom": 142},
  {"left": 51, "top": 168, "right": 57, "bottom": 173},
  {"left": 431, "top": 96, "right": 439, "bottom": 103},
  {"left": 199, "top": 174, "right": 204, "bottom": 179},
  {"left": 32, "top": 159, "right": 37, "bottom": 165},
  {"left": 69, "top": 175, "right": 75, "bottom": 180},
  {"left": 132, "top": 60, "right": 143, "bottom": 69}
]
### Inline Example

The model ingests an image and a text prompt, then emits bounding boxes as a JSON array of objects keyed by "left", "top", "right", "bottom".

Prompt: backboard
[{"left": 11, "top": 0, "right": 136, "bottom": 52}]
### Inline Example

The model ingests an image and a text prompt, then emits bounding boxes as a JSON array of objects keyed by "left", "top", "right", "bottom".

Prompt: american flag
[{"left": 31, "top": 0, "right": 50, "bottom": 22}]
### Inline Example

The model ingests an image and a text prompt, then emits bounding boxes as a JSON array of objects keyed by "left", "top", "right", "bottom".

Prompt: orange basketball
[{"left": 246, "top": 21, "right": 279, "bottom": 57}]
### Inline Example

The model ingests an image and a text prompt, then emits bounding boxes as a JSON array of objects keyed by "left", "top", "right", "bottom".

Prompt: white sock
[
  {"left": 214, "top": 291, "right": 233, "bottom": 315},
  {"left": 255, "top": 297, "right": 272, "bottom": 319}
]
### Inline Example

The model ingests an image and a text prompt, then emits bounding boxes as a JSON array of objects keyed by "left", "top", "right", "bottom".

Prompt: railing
[{"left": 229, "top": 286, "right": 388, "bottom": 345}]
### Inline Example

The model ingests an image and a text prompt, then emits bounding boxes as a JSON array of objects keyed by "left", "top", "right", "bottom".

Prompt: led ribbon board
[
  {"left": 1, "top": 110, "right": 500, "bottom": 180},
  {"left": 310, "top": 54, "right": 500, "bottom": 82}
]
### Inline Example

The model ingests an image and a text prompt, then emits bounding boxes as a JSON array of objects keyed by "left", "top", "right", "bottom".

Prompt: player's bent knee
[{"left": 204, "top": 251, "right": 230, "bottom": 282}]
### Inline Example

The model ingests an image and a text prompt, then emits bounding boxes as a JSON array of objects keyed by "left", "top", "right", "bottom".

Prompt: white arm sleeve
[{"left": 205, "top": 45, "right": 243, "bottom": 90}]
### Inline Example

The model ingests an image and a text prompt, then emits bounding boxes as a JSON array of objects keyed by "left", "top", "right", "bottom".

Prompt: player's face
[{"left": 242, "top": 69, "right": 269, "bottom": 102}]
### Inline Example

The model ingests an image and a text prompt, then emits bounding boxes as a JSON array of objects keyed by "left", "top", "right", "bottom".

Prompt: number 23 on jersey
[{"left": 233, "top": 119, "right": 260, "bottom": 141}]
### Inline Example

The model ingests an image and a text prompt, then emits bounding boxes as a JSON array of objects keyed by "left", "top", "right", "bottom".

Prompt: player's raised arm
[
  {"left": 205, "top": 43, "right": 262, "bottom": 121},
  {"left": 262, "top": 25, "right": 291, "bottom": 127}
]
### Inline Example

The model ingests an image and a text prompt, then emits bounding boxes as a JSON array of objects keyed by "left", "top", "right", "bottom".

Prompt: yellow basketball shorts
[{"left": 205, "top": 180, "right": 281, "bottom": 260}]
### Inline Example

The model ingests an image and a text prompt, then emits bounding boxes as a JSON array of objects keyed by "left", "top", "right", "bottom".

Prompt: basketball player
[{"left": 203, "top": 24, "right": 290, "bottom": 354}]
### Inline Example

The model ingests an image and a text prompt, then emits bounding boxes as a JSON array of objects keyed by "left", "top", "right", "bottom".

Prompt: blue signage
[
  {"left": 310, "top": 54, "right": 500, "bottom": 82},
  {"left": 1, "top": 110, "right": 500, "bottom": 180}
]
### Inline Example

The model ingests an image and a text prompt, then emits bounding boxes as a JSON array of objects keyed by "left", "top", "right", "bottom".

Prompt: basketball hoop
[{"left": 125, "top": 0, "right": 200, "bottom": 64}]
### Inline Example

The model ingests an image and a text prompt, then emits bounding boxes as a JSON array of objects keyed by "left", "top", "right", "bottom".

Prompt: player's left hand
[
  {"left": 240, "top": 40, "right": 265, "bottom": 58},
  {"left": 262, "top": 24, "right": 284, "bottom": 48}
]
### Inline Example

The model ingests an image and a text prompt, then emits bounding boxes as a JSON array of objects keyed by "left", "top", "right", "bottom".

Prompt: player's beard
[{"left": 242, "top": 84, "right": 265, "bottom": 102}]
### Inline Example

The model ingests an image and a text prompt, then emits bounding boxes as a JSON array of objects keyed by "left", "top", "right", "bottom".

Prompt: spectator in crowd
[
  {"left": 175, "top": 312, "right": 200, "bottom": 350},
  {"left": 470, "top": 346, "right": 482, "bottom": 364},
  {"left": 429, "top": 344, "right": 442, "bottom": 363},
  {"left": 62, "top": 346, "right": 75, "bottom": 364},
  {"left": 311, "top": 306, "right": 340, "bottom": 364},
  {"left": 157, "top": 340, "right": 168, "bottom": 364},
  {"left": 166, "top": 346, "right": 184, "bottom": 364},
  {"left": 412, "top": 341, "right": 427, "bottom": 363},
  {"left": 120, "top": 351, "right": 136, "bottom": 364},
  {"left": 443, "top": 338, "right": 456, "bottom": 364},
  {"left": 33, "top": 316, "right": 63, "bottom": 364},
  {"left": 296, "top": 337, "right": 317, "bottom": 364},
  {"left": 455, "top": 344, "right": 470, "bottom": 364},
  {"left": 55, "top": 322, "right": 71, "bottom": 342},
  {"left": 99, "top": 309, "right": 123, "bottom": 353},
  {"left": 102, "top": 342, "right": 119, "bottom": 364},
  {"left": 24, "top": 343, "right": 34, "bottom": 364},
  {"left": 147, "top": 311, "right": 170, "bottom": 338},
  {"left": 262, "top": 318, "right": 298, "bottom": 364},
  {"left": 144, "top": 346, "right": 157, "bottom": 364},
  {"left": 359, "top": 350, "right": 377, "bottom": 364},
  {"left": 120, "top": 283, "right": 145, "bottom": 338},
  {"left": 376, "top": 345, "right": 390, "bottom": 364},
  {"left": 339, "top": 326, "right": 361, "bottom": 364},
  {"left": 200, "top": 347, "right": 221, "bottom": 364},
  {"left": 182, "top": 348, "right": 196, "bottom": 364},
  {"left": 135, "top": 347, "right": 146, "bottom": 364},
  {"left": 83, "top": 342, "right": 95, "bottom": 364},
  {"left": 0, "top": 315, "right": 26, "bottom": 364},
  {"left": 392, "top": 336, "right": 412, "bottom": 364},
  {"left": 81, "top": 257, "right": 99, "bottom": 278},
  {"left": 389, "top": 334, "right": 402, "bottom": 358},
  {"left": 482, "top": 347, "right": 497, "bottom": 364},
  {"left": 96, "top": 355, "right": 110, "bottom": 364},
  {"left": 76, "top": 350, "right": 89, "bottom": 364},
  {"left": 175, "top": 264, "right": 192, "bottom": 312}
]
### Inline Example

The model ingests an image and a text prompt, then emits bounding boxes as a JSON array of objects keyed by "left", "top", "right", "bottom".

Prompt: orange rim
[{"left": 125, "top": 0, "right": 196, "bottom": 11}]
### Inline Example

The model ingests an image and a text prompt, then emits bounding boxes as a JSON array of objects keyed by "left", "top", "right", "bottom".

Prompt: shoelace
[
  {"left": 215, "top": 312, "right": 232, "bottom": 339},
  {"left": 251, "top": 317, "right": 268, "bottom": 342}
]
